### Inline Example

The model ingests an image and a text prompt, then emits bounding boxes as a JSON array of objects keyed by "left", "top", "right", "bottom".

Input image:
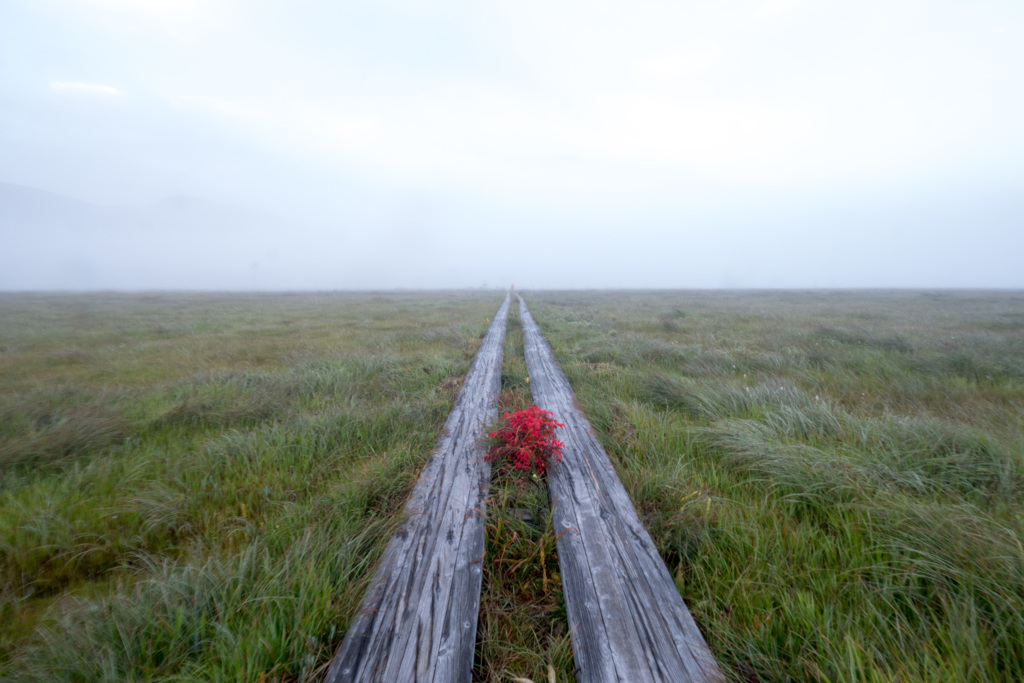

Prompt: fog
[{"left": 2, "top": 0, "right": 1022, "bottom": 290}]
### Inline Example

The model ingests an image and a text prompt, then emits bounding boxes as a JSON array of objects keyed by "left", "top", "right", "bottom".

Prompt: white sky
[{"left": 1, "top": 0, "right": 1022, "bottom": 288}]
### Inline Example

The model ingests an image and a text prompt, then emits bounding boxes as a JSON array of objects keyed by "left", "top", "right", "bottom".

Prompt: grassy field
[
  {"left": 0, "top": 291, "right": 503, "bottom": 681},
  {"left": 523, "top": 290, "right": 1024, "bottom": 682},
  {"left": 3, "top": 289, "right": 1022, "bottom": 681}
]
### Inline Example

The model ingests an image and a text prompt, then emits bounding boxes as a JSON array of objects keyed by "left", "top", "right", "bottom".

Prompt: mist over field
[
  {"left": 4, "top": 5, "right": 1023, "bottom": 678},
  {"left": 2, "top": 0, "right": 1023, "bottom": 290}
]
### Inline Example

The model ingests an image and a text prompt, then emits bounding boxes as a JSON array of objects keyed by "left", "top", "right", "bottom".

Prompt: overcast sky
[{"left": 1, "top": 0, "right": 1022, "bottom": 289}]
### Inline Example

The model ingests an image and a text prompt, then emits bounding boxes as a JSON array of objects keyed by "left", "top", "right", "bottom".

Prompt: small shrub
[{"left": 487, "top": 406, "right": 565, "bottom": 476}]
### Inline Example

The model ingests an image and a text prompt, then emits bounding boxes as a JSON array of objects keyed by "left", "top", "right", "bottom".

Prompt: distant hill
[
  {"left": 0, "top": 183, "right": 309, "bottom": 290},
  {"left": 0, "top": 183, "right": 275, "bottom": 234},
  {"left": 0, "top": 183, "right": 107, "bottom": 226}
]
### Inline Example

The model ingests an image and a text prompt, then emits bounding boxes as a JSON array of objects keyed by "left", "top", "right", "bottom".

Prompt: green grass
[
  {"left": 523, "top": 290, "right": 1024, "bottom": 682},
  {"left": 5, "top": 289, "right": 1022, "bottom": 681},
  {"left": 0, "top": 291, "right": 503, "bottom": 681}
]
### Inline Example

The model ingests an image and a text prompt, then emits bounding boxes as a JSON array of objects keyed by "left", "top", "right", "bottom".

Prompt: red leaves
[{"left": 487, "top": 405, "right": 565, "bottom": 476}]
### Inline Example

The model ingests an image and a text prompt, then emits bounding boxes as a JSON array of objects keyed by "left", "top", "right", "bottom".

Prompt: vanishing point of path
[{"left": 326, "top": 293, "right": 721, "bottom": 682}]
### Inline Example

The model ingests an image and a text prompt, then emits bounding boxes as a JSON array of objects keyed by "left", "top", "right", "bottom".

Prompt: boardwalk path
[
  {"left": 519, "top": 295, "right": 722, "bottom": 683},
  {"left": 326, "top": 294, "right": 509, "bottom": 683}
]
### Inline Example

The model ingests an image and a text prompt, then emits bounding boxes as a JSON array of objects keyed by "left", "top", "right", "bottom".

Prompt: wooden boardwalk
[
  {"left": 519, "top": 295, "right": 722, "bottom": 683},
  {"left": 325, "top": 295, "right": 509, "bottom": 683},
  {"left": 326, "top": 293, "right": 721, "bottom": 681}
]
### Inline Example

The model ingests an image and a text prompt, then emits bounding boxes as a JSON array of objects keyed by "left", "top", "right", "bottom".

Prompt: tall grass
[
  {"left": 525, "top": 290, "right": 1024, "bottom": 682},
  {"left": 0, "top": 291, "right": 502, "bottom": 680},
  {"left": 5, "top": 289, "right": 1021, "bottom": 680}
]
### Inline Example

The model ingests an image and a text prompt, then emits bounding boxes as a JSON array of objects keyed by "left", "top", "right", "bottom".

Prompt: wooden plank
[
  {"left": 325, "top": 294, "right": 509, "bottom": 683},
  {"left": 518, "top": 295, "right": 723, "bottom": 683}
]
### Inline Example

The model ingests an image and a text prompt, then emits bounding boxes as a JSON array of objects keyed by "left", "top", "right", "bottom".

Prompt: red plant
[{"left": 487, "top": 405, "right": 566, "bottom": 476}]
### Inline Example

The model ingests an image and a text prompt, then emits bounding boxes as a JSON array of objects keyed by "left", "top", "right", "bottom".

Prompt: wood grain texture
[
  {"left": 518, "top": 295, "right": 722, "bottom": 683},
  {"left": 325, "top": 295, "right": 509, "bottom": 683}
]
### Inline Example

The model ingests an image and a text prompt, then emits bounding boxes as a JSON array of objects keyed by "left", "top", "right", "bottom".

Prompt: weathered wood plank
[
  {"left": 518, "top": 295, "right": 722, "bottom": 683},
  {"left": 325, "top": 295, "right": 509, "bottom": 683}
]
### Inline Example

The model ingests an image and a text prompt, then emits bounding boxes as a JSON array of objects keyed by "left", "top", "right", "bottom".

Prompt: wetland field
[{"left": 1, "top": 290, "right": 1022, "bottom": 681}]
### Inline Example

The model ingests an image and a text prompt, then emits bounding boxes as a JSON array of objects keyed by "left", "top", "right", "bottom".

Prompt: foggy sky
[{"left": 1, "top": 0, "right": 1023, "bottom": 290}]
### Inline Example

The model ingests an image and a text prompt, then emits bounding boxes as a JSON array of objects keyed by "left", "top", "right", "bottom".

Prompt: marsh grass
[
  {"left": 0, "top": 291, "right": 501, "bottom": 681},
  {"left": 475, "top": 302, "right": 574, "bottom": 683},
  {"left": 525, "top": 290, "right": 1024, "bottom": 682},
  {"left": 6, "top": 289, "right": 1021, "bottom": 681}
]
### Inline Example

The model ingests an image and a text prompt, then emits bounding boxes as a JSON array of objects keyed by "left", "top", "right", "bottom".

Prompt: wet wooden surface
[
  {"left": 519, "top": 295, "right": 722, "bottom": 683},
  {"left": 325, "top": 295, "right": 509, "bottom": 683}
]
